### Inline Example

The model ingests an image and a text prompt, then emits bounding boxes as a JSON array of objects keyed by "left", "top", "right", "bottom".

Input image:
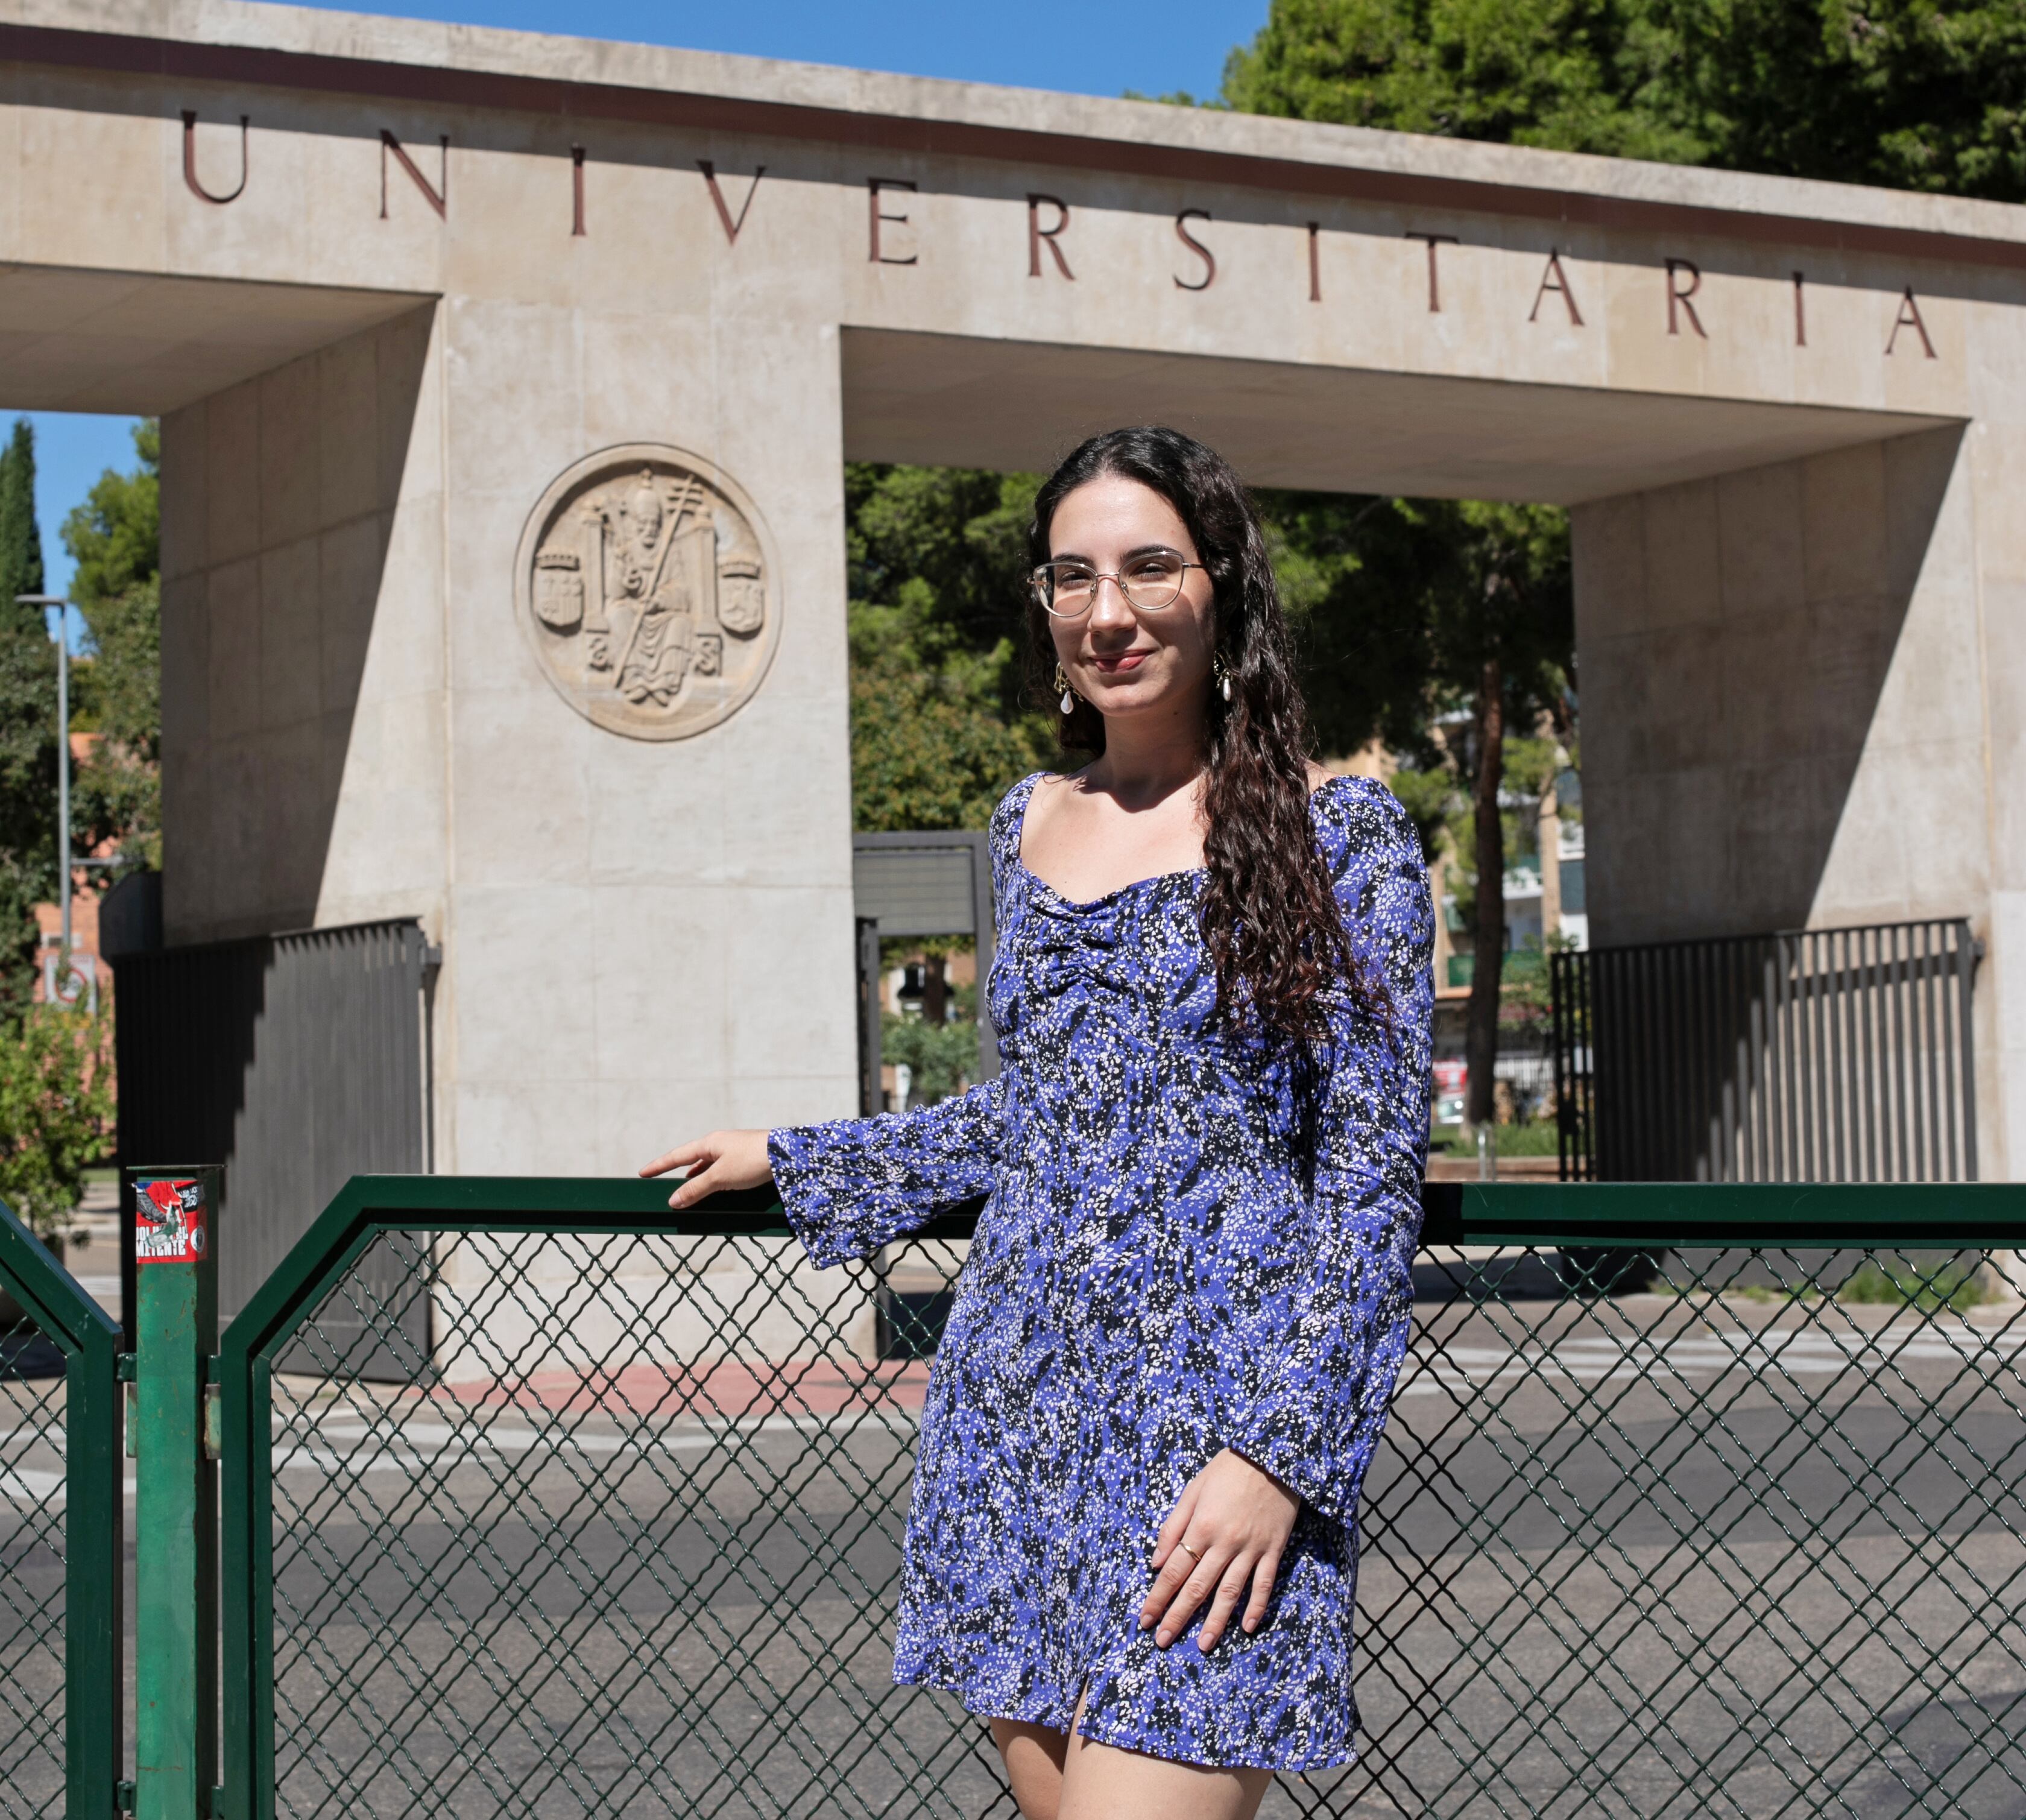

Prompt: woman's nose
[{"left": 1086, "top": 574, "right": 1135, "bottom": 629}]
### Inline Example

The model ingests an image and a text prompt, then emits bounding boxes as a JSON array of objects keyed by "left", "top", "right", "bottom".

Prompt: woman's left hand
[{"left": 1140, "top": 1447, "right": 1300, "bottom": 1652}]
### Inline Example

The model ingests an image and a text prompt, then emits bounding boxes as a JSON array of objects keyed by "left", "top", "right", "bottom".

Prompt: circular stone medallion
[{"left": 514, "top": 443, "right": 781, "bottom": 740}]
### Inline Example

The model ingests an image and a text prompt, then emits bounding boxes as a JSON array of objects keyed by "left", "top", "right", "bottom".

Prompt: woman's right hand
[{"left": 639, "top": 1129, "right": 774, "bottom": 1210}]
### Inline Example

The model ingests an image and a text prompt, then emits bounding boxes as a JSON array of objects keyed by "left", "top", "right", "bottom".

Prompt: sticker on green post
[{"left": 136, "top": 1178, "right": 209, "bottom": 1263}]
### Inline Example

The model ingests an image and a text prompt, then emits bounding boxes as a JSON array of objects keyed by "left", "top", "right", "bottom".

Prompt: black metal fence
[
  {"left": 216, "top": 1177, "right": 2026, "bottom": 1819},
  {"left": 1553, "top": 920, "right": 1979, "bottom": 1184},
  {"left": 110, "top": 919, "right": 434, "bottom": 1360}
]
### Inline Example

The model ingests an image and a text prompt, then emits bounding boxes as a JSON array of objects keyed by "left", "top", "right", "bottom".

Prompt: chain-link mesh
[
  {"left": 264, "top": 1229, "right": 2026, "bottom": 1819},
  {"left": 0, "top": 1289, "right": 77, "bottom": 1818}
]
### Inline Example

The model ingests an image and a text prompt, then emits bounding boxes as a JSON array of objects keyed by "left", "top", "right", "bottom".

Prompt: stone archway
[{"left": 4, "top": 1, "right": 2017, "bottom": 1177}]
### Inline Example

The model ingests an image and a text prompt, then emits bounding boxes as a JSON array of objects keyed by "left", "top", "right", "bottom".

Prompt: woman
[{"left": 642, "top": 426, "right": 1434, "bottom": 1820}]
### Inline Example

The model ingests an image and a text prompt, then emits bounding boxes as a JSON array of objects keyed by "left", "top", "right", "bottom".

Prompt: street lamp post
[{"left": 16, "top": 593, "right": 75, "bottom": 963}]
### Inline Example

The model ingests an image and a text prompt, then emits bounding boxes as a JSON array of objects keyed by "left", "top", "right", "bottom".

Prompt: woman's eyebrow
[{"left": 1046, "top": 544, "right": 1184, "bottom": 563}]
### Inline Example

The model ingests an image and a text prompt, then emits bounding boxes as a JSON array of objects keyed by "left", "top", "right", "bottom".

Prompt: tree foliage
[
  {"left": 846, "top": 463, "right": 1055, "bottom": 833},
  {"left": 0, "top": 418, "right": 54, "bottom": 1020},
  {"left": 1264, "top": 490, "right": 1573, "bottom": 1120},
  {"left": 1223, "top": 0, "right": 2026, "bottom": 203},
  {"left": 64, "top": 420, "right": 160, "bottom": 867},
  {"left": 0, "top": 1005, "right": 114, "bottom": 1241}
]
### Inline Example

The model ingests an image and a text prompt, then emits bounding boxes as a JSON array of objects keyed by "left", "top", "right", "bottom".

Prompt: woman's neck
[{"left": 1086, "top": 703, "right": 1208, "bottom": 810}]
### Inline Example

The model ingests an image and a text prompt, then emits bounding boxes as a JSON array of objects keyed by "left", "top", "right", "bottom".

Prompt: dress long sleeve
[
  {"left": 1223, "top": 782, "right": 1436, "bottom": 1528},
  {"left": 768, "top": 1073, "right": 1008, "bottom": 1268}
]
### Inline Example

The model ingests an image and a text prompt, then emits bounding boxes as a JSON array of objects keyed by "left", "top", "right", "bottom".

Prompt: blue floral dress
[{"left": 767, "top": 771, "right": 1434, "bottom": 1772}]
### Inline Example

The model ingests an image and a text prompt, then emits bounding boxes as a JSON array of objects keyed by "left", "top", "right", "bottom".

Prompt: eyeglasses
[{"left": 1030, "top": 553, "right": 1202, "bottom": 618}]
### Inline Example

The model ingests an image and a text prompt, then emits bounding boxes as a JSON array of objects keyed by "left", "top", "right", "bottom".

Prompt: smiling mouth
[{"left": 1089, "top": 651, "right": 1149, "bottom": 674}]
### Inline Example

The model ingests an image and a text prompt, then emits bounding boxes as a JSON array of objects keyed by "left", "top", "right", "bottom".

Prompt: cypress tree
[{"left": 0, "top": 417, "right": 55, "bottom": 1019}]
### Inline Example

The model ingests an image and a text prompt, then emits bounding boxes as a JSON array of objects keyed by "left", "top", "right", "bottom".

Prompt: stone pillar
[
  {"left": 158, "top": 306, "right": 443, "bottom": 947},
  {"left": 1571, "top": 425, "right": 2006, "bottom": 1177},
  {"left": 158, "top": 301, "right": 864, "bottom": 1186},
  {"left": 434, "top": 306, "right": 860, "bottom": 1178}
]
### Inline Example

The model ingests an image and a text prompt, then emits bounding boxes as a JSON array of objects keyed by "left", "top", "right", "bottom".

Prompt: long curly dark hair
[{"left": 1026, "top": 426, "right": 1384, "bottom": 1044}]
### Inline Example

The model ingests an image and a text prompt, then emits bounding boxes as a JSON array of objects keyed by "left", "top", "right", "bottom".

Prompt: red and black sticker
[{"left": 135, "top": 1177, "right": 209, "bottom": 1265}]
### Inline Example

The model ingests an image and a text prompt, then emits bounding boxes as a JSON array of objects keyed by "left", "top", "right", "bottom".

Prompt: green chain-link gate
[
  {"left": 0, "top": 1199, "right": 124, "bottom": 1820},
  {"left": 189, "top": 1176, "right": 2026, "bottom": 1820}
]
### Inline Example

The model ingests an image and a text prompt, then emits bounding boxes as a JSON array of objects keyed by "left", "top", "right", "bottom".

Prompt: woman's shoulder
[
  {"left": 987, "top": 771, "right": 1051, "bottom": 837},
  {"left": 985, "top": 771, "right": 1053, "bottom": 874},
  {"left": 1307, "top": 771, "right": 1426, "bottom": 884}
]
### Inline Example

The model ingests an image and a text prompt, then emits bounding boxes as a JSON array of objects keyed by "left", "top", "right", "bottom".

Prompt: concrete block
[
  {"left": 1802, "top": 443, "right": 1889, "bottom": 602},
  {"left": 257, "top": 534, "right": 322, "bottom": 730},
  {"left": 317, "top": 326, "right": 381, "bottom": 527},
  {"left": 204, "top": 381, "right": 262, "bottom": 566},
  {"left": 1641, "top": 479, "right": 1722, "bottom": 628},
  {"left": 205, "top": 555, "right": 262, "bottom": 743},
  {"left": 257, "top": 353, "right": 323, "bottom": 549}
]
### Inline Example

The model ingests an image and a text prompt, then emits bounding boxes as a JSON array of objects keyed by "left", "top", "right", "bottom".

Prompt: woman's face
[{"left": 1044, "top": 473, "right": 1217, "bottom": 727}]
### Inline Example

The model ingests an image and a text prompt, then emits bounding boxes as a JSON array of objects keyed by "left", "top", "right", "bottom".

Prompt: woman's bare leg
[
  {"left": 1056, "top": 1680, "right": 1275, "bottom": 1820},
  {"left": 988, "top": 1712, "right": 1071, "bottom": 1820}
]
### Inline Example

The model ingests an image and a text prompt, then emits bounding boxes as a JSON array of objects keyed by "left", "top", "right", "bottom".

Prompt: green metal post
[{"left": 132, "top": 1168, "right": 221, "bottom": 1820}]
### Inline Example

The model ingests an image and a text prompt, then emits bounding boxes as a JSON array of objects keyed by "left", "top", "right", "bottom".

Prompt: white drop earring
[
  {"left": 1213, "top": 654, "right": 1233, "bottom": 703},
  {"left": 1054, "top": 663, "right": 1075, "bottom": 715}
]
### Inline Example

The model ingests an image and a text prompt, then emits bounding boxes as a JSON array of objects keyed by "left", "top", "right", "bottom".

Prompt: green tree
[
  {"left": 1223, "top": 0, "right": 2026, "bottom": 203},
  {"left": 847, "top": 463, "right": 1053, "bottom": 835},
  {"left": 1223, "top": 0, "right": 1698, "bottom": 160},
  {"left": 847, "top": 464, "right": 1056, "bottom": 1077},
  {"left": 1266, "top": 489, "right": 1573, "bottom": 1124},
  {"left": 0, "top": 1005, "right": 115, "bottom": 1242},
  {"left": 0, "top": 418, "right": 54, "bottom": 1019},
  {"left": 64, "top": 420, "right": 160, "bottom": 867}
]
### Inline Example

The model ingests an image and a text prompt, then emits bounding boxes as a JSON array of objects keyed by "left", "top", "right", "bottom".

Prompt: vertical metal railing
[
  {"left": 1552, "top": 919, "right": 1979, "bottom": 1183},
  {"left": 0, "top": 1199, "right": 123, "bottom": 1820},
  {"left": 1550, "top": 947, "right": 1594, "bottom": 1181}
]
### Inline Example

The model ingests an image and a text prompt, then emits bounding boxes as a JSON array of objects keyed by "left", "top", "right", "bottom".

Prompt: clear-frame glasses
[{"left": 1030, "top": 553, "right": 1201, "bottom": 618}]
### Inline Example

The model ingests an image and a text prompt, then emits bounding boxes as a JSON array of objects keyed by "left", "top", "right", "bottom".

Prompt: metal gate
[
  {"left": 200, "top": 1174, "right": 2026, "bottom": 1820},
  {"left": 1553, "top": 919, "right": 1979, "bottom": 1183},
  {"left": 852, "top": 830, "right": 999, "bottom": 1113},
  {"left": 0, "top": 1201, "right": 121, "bottom": 1820},
  {"left": 108, "top": 919, "right": 435, "bottom": 1365}
]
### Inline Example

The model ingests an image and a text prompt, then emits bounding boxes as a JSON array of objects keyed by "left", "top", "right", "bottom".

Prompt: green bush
[
  {"left": 1838, "top": 1256, "right": 1989, "bottom": 1315},
  {"left": 1431, "top": 1119, "right": 1561, "bottom": 1157},
  {"left": 0, "top": 1005, "right": 115, "bottom": 1242},
  {"left": 882, "top": 1011, "right": 979, "bottom": 1107}
]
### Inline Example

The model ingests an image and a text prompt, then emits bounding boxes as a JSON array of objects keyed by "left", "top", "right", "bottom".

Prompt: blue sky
[
  {"left": 6, "top": 2, "right": 1266, "bottom": 622},
  {"left": 305, "top": 1, "right": 1265, "bottom": 100}
]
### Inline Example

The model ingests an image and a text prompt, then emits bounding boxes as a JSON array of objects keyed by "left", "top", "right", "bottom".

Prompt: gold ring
[{"left": 1178, "top": 1541, "right": 1202, "bottom": 1562}]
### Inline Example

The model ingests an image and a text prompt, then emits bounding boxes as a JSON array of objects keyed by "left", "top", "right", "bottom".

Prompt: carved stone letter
[
  {"left": 1529, "top": 249, "right": 1584, "bottom": 327},
  {"left": 1886, "top": 287, "right": 1937, "bottom": 359},
  {"left": 1174, "top": 209, "right": 1215, "bottom": 291},
  {"left": 181, "top": 111, "right": 248, "bottom": 205},
  {"left": 1027, "top": 195, "right": 1073, "bottom": 280},
  {"left": 1665, "top": 258, "right": 1707, "bottom": 338},
  {"left": 869, "top": 177, "right": 919, "bottom": 265},
  {"left": 698, "top": 160, "right": 765, "bottom": 244},
  {"left": 380, "top": 130, "right": 447, "bottom": 220},
  {"left": 1408, "top": 232, "right": 1460, "bottom": 312}
]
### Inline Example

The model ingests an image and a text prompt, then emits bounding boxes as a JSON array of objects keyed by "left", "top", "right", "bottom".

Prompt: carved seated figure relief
[{"left": 516, "top": 445, "right": 780, "bottom": 741}]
